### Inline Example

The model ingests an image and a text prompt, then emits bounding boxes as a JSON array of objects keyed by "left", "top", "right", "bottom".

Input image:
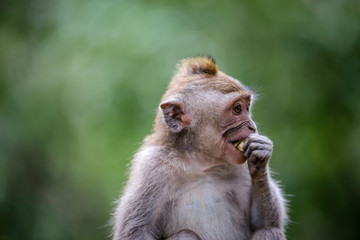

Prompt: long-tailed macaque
[{"left": 112, "top": 56, "right": 288, "bottom": 240}]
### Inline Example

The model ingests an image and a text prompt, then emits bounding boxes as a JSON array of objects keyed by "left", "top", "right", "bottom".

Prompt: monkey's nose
[
  {"left": 248, "top": 121, "right": 257, "bottom": 133},
  {"left": 248, "top": 126, "right": 256, "bottom": 133}
]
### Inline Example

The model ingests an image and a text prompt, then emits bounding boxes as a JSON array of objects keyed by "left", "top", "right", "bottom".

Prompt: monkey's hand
[{"left": 243, "top": 133, "right": 273, "bottom": 178}]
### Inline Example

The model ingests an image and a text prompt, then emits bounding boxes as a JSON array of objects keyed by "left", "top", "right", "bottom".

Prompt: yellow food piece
[
  {"left": 235, "top": 141, "right": 245, "bottom": 152},
  {"left": 238, "top": 141, "right": 244, "bottom": 152}
]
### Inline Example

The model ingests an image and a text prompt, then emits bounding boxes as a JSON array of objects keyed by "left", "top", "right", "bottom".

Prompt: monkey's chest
[{"left": 167, "top": 177, "right": 252, "bottom": 240}]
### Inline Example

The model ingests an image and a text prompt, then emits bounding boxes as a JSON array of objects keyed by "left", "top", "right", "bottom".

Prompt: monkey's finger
[
  {"left": 248, "top": 156, "right": 264, "bottom": 166},
  {"left": 244, "top": 142, "right": 272, "bottom": 158},
  {"left": 243, "top": 136, "right": 273, "bottom": 153},
  {"left": 243, "top": 134, "right": 270, "bottom": 150},
  {"left": 247, "top": 149, "right": 271, "bottom": 164},
  {"left": 249, "top": 134, "right": 273, "bottom": 146},
  {"left": 246, "top": 150, "right": 272, "bottom": 163},
  {"left": 244, "top": 141, "right": 272, "bottom": 153}
]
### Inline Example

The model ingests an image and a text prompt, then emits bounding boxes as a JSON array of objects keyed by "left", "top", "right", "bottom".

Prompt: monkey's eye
[
  {"left": 233, "top": 104, "right": 242, "bottom": 114},
  {"left": 246, "top": 104, "right": 250, "bottom": 111}
]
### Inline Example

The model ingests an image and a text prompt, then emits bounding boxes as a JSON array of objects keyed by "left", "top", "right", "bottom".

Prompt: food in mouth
[{"left": 233, "top": 140, "right": 245, "bottom": 152}]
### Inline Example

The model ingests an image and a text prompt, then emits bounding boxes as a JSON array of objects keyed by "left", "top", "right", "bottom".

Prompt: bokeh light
[{"left": 1, "top": 0, "right": 360, "bottom": 239}]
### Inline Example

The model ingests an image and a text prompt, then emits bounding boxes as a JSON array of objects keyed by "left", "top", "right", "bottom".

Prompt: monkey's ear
[{"left": 159, "top": 100, "right": 190, "bottom": 133}]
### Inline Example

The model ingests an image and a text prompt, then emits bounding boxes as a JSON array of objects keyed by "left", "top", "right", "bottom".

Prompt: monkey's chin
[
  {"left": 234, "top": 152, "right": 247, "bottom": 164},
  {"left": 237, "top": 153, "right": 247, "bottom": 164}
]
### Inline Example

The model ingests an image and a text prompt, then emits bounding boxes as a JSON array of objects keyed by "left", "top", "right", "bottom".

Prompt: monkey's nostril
[
  {"left": 248, "top": 120, "right": 257, "bottom": 133},
  {"left": 248, "top": 125, "right": 256, "bottom": 133}
]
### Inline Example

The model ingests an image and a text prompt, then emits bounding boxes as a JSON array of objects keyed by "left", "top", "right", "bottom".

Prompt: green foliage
[{"left": 1, "top": 0, "right": 359, "bottom": 239}]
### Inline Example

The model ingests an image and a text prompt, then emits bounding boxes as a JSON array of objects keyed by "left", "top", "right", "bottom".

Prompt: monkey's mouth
[
  {"left": 226, "top": 139, "right": 247, "bottom": 164},
  {"left": 232, "top": 140, "right": 245, "bottom": 152}
]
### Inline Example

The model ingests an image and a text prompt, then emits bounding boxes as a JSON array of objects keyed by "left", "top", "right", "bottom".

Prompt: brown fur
[
  {"left": 178, "top": 56, "right": 218, "bottom": 75},
  {"left": 163, "top": 57, "right": 248, "bottom": 101}
]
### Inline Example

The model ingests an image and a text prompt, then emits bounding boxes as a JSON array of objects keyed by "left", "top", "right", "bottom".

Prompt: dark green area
[{"left": 1, "top": 0, "right": 359, "bottom": 239}]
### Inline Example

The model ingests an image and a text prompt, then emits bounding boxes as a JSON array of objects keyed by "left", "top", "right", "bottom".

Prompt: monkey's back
[{"left": 165, "top": 164, "right": 253, "bottom": 240}]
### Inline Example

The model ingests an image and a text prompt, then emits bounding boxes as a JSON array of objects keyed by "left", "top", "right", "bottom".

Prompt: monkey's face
[
  {"left": 216, "top": 92, "right": 257, "bottom": 164},
  {"left": 187, "top": 90, "right": 257, "bottom": 165},
  {"left": 157, "top": 57, "right": 257, "bottom": 165}
]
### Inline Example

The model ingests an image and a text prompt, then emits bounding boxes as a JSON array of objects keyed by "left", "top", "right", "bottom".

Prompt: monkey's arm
[
  {"left": 113, "top": 151, "right": 168, "bottom": 240},
  {"left": 243, "top": 134, "right": 287, "bottom": 238},
  {"left": 250, "top": 170, "right": 287, "bottom": 230},
  {"left": 113, "top": 181, "right": 160, "bottom": 240}
]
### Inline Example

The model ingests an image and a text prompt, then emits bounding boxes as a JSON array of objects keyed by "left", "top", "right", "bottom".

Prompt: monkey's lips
[{"left": 225, "top": 139, "right": 247, "bottom": 164}]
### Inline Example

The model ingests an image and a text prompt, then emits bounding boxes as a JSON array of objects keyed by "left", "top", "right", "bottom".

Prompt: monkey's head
[{"left": 153, "top": 56, "right": 257, "bottom": 164}]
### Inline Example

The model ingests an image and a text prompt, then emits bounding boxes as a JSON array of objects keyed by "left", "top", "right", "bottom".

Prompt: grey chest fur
[{"left": 166, "top": 171, "right": 252, "bottom": 240}]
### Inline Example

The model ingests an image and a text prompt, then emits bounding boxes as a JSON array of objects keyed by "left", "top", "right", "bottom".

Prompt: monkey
[{"left": 112, "top": 56, "right": 288, "bottom": 240}]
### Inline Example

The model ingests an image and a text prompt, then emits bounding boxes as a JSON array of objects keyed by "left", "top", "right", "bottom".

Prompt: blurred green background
[{"left": 1, "top": 0, "right": 360, "bottom": 239}]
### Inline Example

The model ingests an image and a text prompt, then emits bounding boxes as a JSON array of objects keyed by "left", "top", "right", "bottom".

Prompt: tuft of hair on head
[{"left": 178, "top": 56, "right": 218, "bottom": 76}]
